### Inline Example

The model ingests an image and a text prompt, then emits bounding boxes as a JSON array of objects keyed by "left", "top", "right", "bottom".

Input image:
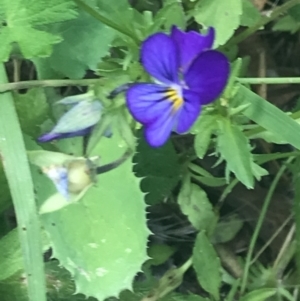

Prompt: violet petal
[
  {"left": 176, "top": 90, "right": 202, "bottom": 133},
  {"left": 126, "top": 83, "right": 174, "bottom": 125},
  {"left": 171, "top": 26, "right": 215, "bottom": 72},
  {"left": 141, "top": 33, "right": 180, "bottom": 85},
  {"left": 184, "top": 50, "right": 230, "bottom": 105}
]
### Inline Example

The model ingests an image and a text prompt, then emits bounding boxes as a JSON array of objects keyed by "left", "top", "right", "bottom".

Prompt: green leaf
[
  {"left": 193, "top": 231, "right": 221, "bottom": 300},
  {"left": 178, "top": 179, "right": 216, "bottom": 233},
  {"left": 0, "top": 0, "right": 77, "bottom": 61},
  {"left": 240, "top": 0, "right": 260, "bottom": 27},
  {"left": 192, "top": 114, "right": 217, "bottom": 159},
  {"left": 217, "top": 118, "right": 254, "bottom": 188},
  {"left": 0, "top": 228, "right": 50, "bottom": 281},
  {"left": 193, "top": 0, "right": 243, "bottom": 46},
  {"left": 234, "top": 84, "right": 300, "bottom": 149},
  {"left": 14, "top": 88, "right": 49, "bottom": 136},
  {"left": 147, "top": 244, "right": 176, "bottom": 266},
  {"left": 134, "top": 131, "right": 181, "bottom": 205},
  {"left": 34, "top": 133, "right": 150, "bottom": 300},
  {"left": 211, "top": 214, "right": 243, "bottom": 244},
  {"left": 34, "top": 10, "right": 115, "bottom": 79},
  {"left": 272, "top": 15, "right": 300, "bottom": 33},
  {"left": 239, "top": 288, "right": 276, "bottom": 301}
]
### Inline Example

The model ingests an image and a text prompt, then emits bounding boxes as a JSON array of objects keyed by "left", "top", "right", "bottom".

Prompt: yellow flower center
[{"left": 165, "top": 88, "right": 183, "bottom": 112}]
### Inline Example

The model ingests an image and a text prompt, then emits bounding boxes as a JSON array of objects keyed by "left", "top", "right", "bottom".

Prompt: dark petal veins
[
  {"left": 141, "top": 33, "right": 180, "bottom": 84},
  {"left": 144, "top": 107, "right": 179, "bottom": 147},
  {"left": 171, "top": 26, "right": 215, "bottom": 72},
  {"left": 126, "top": 83, "right": 174, "bottom": 125},
  {"left": 176, "top": 90, "right": 202, "bottom": 133},
  {"left": 185, "top": 50, "right": 230, "bottom": 105},
  {"left": 38, "top": 127, "right": 93, "bottom": 143}
]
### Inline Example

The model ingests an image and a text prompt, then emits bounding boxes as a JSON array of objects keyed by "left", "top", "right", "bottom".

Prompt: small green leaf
[
  {"left": 239, "top": 288, "right": 276, "bottom": 301},
  {"left": 240, "top": 0, "right": 261, "bottom": 27},
  {"left": 217, "top": 118, "right": 254, "bottom": 188},
  {"left": 273, "top": 15, "right": 300, "bottom": 33},
  {"left": 193, "top": 0, "right": 243, "bottom": 46},
  {"left": 234, "top": 84, "right": 300, "bottom": 149},
  {"left": 193, "top": 231, "right": 221, "bottom": 300},
  {"left": 147, "top": 244, "right": 176, "bottom": 266},
  {"left": 211, "top": 214, "right": 243, "bottom": 244},
  {"left": 134, "top": 131, "right": 181, "bottom": 204},
  {"left": 192, "top": 115, "right": 217, "bottom": 159},
  {"left": 178, "top": 180, "right": 216, "bottom": 232}
]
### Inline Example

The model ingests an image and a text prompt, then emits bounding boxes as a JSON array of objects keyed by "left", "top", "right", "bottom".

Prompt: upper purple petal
[
  {"left": 184, "top": 50, "right": 230, "bottom": 105},
  {"left": 126, "top": 83, "right": 174, "bottom": 125},
  {"left": 171, "top": 26, "right": 215, "bottom": 72},
  {"left": 141, "top": 33, "right": 179, "bottom": 85},
  {"left": 176, "top": 90, "right": 202, "bottom": 133},
  {"left": 144, "top": 108, "right": 178, "bottom": 147}
]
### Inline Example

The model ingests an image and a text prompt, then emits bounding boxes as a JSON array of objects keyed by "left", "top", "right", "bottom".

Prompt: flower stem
[
  {"left": 224, "top": 0, "right": 300, "bottom": 48},
  {"left": 240, "top": 156, "right": 294, "bottom": 294},
  {"left": 0, "top": 79, "right": 100, "bottom": 93},
  {"left": 238, "top": 77, "right": 300, "bottom": 84}
]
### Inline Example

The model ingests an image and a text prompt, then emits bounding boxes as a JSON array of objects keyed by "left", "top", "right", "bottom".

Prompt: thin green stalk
[
  {"left": 0, "top": 65, "right": 46, "bottom": 300},
  {"left": 293, "top": 156, "right": 300, "bottom": 284},
  {"left": 73, "top": 0, "right": 140, "bottom": 44},
  {"left": 225, "top": 0, "right": 300, "bottom": 48},
  {"left": 238, "top": 77, "right": 300, "bottom": 85},
  {"left": 240, "top": 156, "right": 294, "bottom": 294},
  {"left": 0, "top": 78, "right": 100, "bottom": 93}
]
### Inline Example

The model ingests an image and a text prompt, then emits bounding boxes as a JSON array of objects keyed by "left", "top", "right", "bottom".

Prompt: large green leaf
[
  {"left": 193, "top": 0, "right": 242, "bottom": 46},
  {"left": 217, "top": 117, "right": 254, "bottom": 188},
  {"left": 133, "top": 132, "right": 181, "bottom": 205},
  {"left": 193, "top": 231, "right": 221, "bottom": 300},
  {"left": 34, "top": 10, "right": 115, "bottom": 79},
  {"left": 33, "top": 133, "right": 150, "bottom": 300},
  {"left": 0, "top": 0, "right": 77, "bottom": 61},
  {"left": 234, "top": 84, "right": 300, "bottom": 149}
]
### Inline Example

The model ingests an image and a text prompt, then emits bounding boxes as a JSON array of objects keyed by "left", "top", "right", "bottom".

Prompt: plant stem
[
  {"left": 225, "top": 0, "right": 300, "bottom": 48},
  {"left": 240, "top": 156, "right": 294, "bottom": 294},
  {"left": 292, "top": 156, "right": 300, "bottom": 284},
  {"left": 0, "top": 64, "right": 47, "bottom": 301},
  {"left": 238, "top": 77, "right": 300, "bottom": 84},
  {"left": 0, "top": 79, "right": 100, "bottom": 93}
]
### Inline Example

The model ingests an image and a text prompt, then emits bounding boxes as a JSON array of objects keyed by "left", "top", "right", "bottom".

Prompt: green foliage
[
  {"left": 2, "top": 1, "right": 300, "bottom": 301},
  {"left": 0, "top": 0, "right": 77, "bottom": 61},
  {"left": 193, "top": 231, "right": 221, "bottom": 300},
  {"left": 14, "top": 88, "right": 49, "bottom": 136},
  {"left": 134, "top": 132, "right": 181, "bottom": 204},
  {"left": 192, "top": 114, "right": 217, "bottom": 159},
  {"left": 193, "top": 0, "right": 243, "bottom": 46},
  {"left": 217, "top": 118, "right": 254, "bottom": 188},
  {"left": 178, "top": 178, "right": 217, "bottom": 233},
  {"left": 33, "top": 133, "right": 150, "bottom": 300},
  {"left": 34, "top": 10, "right": 116, "bottom": 79}
]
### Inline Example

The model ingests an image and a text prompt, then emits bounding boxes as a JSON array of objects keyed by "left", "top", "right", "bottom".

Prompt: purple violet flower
[{"left": 126, "top": 26, "right": 230, "bottom": 147}]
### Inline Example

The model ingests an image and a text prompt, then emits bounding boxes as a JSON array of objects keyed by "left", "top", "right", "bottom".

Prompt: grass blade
[{"left": 0, "top": 64, "right": 46, "bottom": 301}]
